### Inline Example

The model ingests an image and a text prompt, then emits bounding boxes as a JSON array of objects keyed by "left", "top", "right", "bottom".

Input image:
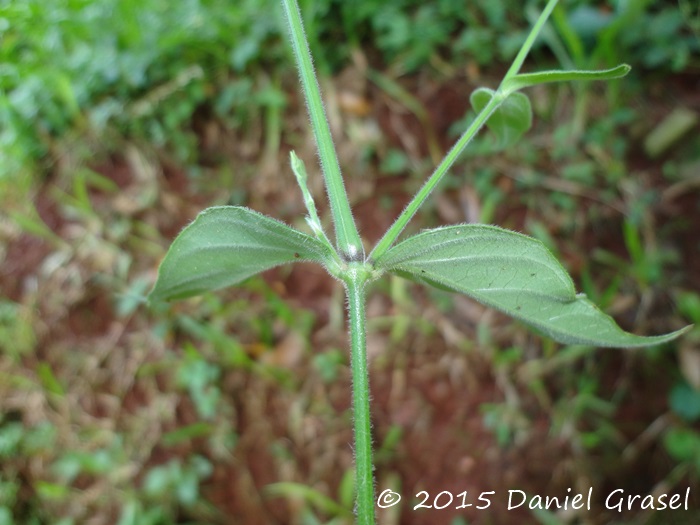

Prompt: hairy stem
[
  {"left": 369, "top": 93, "right": 502, "bottom": 261},
  {"left": 369, "top": 0, "right": 563, "bottom": 261},
  {"left": 345, "top": 267, "right": 375, "bottom": 525},
  {"left": 504, "top": 0, "right": 560, "bottom": 80},
  {"left": 281, "top": 0, "right": 364, "bottom": 260}
]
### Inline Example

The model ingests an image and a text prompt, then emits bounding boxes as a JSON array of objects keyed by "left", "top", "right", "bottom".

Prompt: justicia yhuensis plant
[{"left": 149, "top": 0, "right": 690, "bottom": 523}]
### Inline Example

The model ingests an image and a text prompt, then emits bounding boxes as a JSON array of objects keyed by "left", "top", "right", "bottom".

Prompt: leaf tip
[{"left": 617, "top": 63, "right": 632, "bottom": 77}]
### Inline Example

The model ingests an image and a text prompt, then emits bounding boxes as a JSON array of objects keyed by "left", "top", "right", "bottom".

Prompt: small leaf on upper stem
[
  {"left": 503, "top": 64, "right": 632, "bottom": 93},
  {"left": 149, "top": 206, "right": 333, "bottom": 302},
  {"left": 470, "top": 88, "right": 533, "bottom": 149},
  {"left": 374, "top": 225, "right": 690, "bottom": 348}
]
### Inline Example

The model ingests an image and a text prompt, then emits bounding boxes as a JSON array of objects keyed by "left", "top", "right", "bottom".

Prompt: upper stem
[
  {"left": 504, "top": 0, "right": 560, "bottom": 81},
  {"left": 369, "top": 0, "right": 561, "bottom": 261},
  {"left": 369, "top": 93, "right": 502, "bottom": 261},
  {"left": 281, "top": 0, "right": 364, "bottom": 260}
]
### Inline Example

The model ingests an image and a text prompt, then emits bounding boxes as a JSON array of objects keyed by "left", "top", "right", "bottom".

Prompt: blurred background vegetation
[{"left": 0, "top": 0, "right": 699, "bottom": 523}]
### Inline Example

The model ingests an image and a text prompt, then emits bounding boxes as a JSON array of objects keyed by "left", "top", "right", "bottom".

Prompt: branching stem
[
  {"left": 369, "top": 0, "right": 562, "bottom": 261},
  {"left": 369, "top": 93, "right": 502, "bottom": 261}
]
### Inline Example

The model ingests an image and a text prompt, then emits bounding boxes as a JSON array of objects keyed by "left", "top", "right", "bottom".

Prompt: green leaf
[
  {"left": 470, "top": 88, "right": 532, "bottom": 148},
  {"left": 149, "top": 206, "right": 333, "bottom": 302},
  {"left": 290, "top": 151, "right": 337, "bottom": 256},
  {"left": 374, "top": 225, "right": 689, "bottom": 347},
  {"left": 503, "top": 64, "right": 631, "bottom": 92}
]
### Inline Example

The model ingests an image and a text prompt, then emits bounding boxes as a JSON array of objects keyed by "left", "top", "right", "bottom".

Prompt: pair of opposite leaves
[{"left": 149, "top": 91, "right": 688, "bottom": 348}]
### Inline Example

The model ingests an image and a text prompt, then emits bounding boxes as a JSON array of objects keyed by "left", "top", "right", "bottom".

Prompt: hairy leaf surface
[
  {"left": 150, "top": 206, "right": 331, "bottom": 302},
  {"left": 374, "top": 225, "right": 687, "bottom": 347}
]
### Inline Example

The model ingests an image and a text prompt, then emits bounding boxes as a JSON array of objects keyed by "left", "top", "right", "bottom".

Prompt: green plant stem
[
  {"left": 369, "top": 93, "right": 502, "bottom": 261},
  {"left": 504, "top": 0, "right": 559, "bottom": 80},
  {"left": 369, "top": 0, "right": 566, "bottom": 262},
  {"left": 344, "top": 266, "right": 375, "bottom": 525},
  {"left": 281, "top": 0, "right": 364, "bottom": 260}
]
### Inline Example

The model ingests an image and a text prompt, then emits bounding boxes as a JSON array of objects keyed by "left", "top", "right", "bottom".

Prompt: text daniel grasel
[{"left": 507, "top": 487, "right": 691, "bottom": 512}]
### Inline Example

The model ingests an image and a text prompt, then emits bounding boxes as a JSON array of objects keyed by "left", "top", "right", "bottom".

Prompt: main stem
[
  {"left": 281, "top": 0, "right": 364, "bottom": 260},
  {"left": 345, "top": 267, "right": 375, "bottom": 525}
]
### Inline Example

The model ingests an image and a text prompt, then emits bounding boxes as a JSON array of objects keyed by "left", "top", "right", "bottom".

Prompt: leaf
[
  {"left": 502, "top": 64, "right": 631, "bottom": 92},
  {"left": 149, "top": 206, "right": 333, "bottom": 302},
  {"left": 470, "top": 88, "right": 532, "bottom": 148},
  {"left": 374, "top": 225, "right": 689, "bottom": 347}
]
